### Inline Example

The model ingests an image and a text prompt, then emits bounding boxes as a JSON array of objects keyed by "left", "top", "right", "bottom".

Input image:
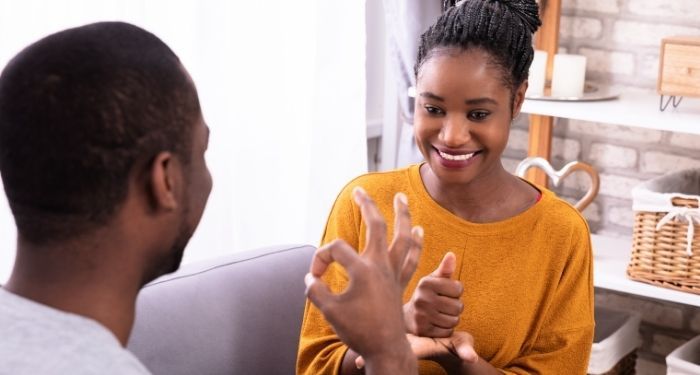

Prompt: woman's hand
[
  {"left": 403, "top": 252, "right": 464, "bottom": 337},
  {"left": 356, "top": 331, "right": 478, "bottom": 371}
]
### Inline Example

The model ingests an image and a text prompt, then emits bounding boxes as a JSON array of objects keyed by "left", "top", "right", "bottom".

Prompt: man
[{"left": 0, "top": 22, "right": 419, "bottom": 374}]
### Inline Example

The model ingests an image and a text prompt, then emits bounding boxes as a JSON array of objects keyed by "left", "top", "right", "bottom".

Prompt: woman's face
[{"left": 414, "top": 48, "right": 526, "bottom": 187}]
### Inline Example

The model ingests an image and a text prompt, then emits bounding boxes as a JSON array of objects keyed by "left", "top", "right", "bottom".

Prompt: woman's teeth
[{"left": 438, "top": 150, "right": 477, "bottom": 161}]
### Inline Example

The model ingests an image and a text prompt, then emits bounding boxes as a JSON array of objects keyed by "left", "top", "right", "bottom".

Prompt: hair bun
[
  {"left": 495, "top": 0, "right": 542, "bottom": 33},
  {"left": 443, "top": 0, "right": 541, "bottom": 34}
]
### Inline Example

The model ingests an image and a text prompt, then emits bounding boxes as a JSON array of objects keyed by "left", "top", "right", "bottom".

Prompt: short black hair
[
  {"left": 416, "top": 0, "right": 542, "bottom": 90},
  {"left": 0, "top": 22, "right": 201, "bottom": 243}
]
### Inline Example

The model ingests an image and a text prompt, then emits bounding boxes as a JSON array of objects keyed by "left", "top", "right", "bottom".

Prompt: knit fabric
[{"left": 297, "top": 164, "right": 594, "bottom": 375}]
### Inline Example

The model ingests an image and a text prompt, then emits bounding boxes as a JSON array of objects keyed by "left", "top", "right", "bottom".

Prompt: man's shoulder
[{"left": 0, "top": 288, "right": 151, "bottom": 374}]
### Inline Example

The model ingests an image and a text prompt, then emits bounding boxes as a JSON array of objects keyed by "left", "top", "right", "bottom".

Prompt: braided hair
[{"left": 417, "top": 0, "right": 541, "bottom": 91}]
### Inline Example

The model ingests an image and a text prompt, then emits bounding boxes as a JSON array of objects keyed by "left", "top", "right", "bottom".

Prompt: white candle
[
  {"left": 527, "top": 50, "right": 547, "bottom": 96},
  {"left": 551, "top": 54, "right": 587, "bottom": 98}
]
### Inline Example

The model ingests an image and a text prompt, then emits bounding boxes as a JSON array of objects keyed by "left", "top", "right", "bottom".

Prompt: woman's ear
[
  {"left": 148, "top": 152, "right": 179, "bottom": 211},
  {"left": 512, "top": 80, "right": 528, "bottom": 119}
]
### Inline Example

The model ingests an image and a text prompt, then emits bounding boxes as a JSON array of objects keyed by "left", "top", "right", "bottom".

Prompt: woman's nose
[{"left": 439, "top": 115, "right": 471, "bottom": 148}]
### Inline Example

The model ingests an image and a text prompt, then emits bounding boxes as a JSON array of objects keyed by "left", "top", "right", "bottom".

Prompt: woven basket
[{"left": 627, "top": 169, "right": 700, "bottom": 295}]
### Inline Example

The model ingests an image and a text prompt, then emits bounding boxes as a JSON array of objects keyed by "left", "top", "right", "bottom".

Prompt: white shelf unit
[
  {"left": 592, "top": 234, "right": 700, "bottom": 307},
  {"left": 522, "top": 91, "right": 700, "bottom": 135},
  {"left": 524, "top": 89, "right": 700, "bottom": 307}
]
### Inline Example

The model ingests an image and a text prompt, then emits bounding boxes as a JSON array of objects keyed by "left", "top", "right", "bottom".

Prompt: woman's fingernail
[
  {"left": 397, "top": 192, "right": 408, "bottom": 205},
  {"left": 413, "top": 226, "right": 424, "bottom": 238}
]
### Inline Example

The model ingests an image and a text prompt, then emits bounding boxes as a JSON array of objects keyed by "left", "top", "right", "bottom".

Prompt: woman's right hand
[{"left": 403, "top": 252, "right": 464, "bottom": 337}]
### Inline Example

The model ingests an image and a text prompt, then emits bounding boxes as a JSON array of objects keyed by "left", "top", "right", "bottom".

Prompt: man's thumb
[{"left": 432, "top": 252, "right": 456, "bottom": 278}]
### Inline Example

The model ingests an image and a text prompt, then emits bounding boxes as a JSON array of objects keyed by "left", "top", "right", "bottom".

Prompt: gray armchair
[{"left": 127, "top": 244, "right": 315, "bottom": 375}]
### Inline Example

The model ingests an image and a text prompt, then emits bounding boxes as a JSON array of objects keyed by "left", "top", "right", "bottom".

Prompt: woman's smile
[{"left": 433, "top": 146, "right": 483, "bottom": 169}]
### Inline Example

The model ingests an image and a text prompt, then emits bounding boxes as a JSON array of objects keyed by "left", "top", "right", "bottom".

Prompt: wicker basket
[{"left": 627, "top": 169, "right": 700, "bottom": 295}]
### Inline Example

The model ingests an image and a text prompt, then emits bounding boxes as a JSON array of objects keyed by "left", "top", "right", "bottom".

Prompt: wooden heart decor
[{"left": 515, "top": 157, "right": 600, "bottom": 211}]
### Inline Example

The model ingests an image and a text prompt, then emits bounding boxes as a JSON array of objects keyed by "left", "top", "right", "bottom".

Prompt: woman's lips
[
  {"left": 437, "top": 149, "right": 477, "bottom": 161},
  {"left": 433, "top": 147, "right": 482, "bottom": 168}
]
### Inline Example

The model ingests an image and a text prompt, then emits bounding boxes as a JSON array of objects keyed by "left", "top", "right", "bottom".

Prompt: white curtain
[
  {"left": 382, "top": 0, "right": 441, "bottom": 168},
  {"left": 0, "top": 0, "right": 367, "bottom": 281}
]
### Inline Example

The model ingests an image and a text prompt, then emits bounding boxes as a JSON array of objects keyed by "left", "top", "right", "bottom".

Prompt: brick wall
[{"left": 502, "top": 0, "right": 700, "bottom": 373}]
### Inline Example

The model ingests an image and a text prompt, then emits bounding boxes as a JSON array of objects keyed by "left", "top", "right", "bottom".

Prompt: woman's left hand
[{"left": 355, "top": 331, "right": 479, "bottom": 371}]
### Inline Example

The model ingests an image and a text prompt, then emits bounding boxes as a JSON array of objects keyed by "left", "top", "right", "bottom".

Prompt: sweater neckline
[{"left": 406, "top": 163, "right": 553, "bottom": 235}]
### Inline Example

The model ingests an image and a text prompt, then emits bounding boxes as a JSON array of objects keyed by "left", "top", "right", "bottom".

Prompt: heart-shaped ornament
[{"left": 515, "top": 157, "right": 600, "bottom": 211}]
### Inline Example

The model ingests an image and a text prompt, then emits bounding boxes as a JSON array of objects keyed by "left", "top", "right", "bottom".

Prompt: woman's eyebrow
[
  {"left": 419, "top": 91, "right": 445, "bottom": 102},
  {"left": 465, "top": 97, "right": 498, "bottom": 105}
]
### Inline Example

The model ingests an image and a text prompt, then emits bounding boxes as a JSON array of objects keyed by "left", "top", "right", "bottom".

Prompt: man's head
[{"left": 0, "top": 22, "right": 211, "bottom": 281}]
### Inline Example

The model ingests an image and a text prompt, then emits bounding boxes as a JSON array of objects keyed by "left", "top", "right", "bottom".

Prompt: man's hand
[
  {"left": 403, "top": 252, "right": 464, "bottom": 337},
  {"left": 304, "top": 187, "right": 423, "bottom": 374}
]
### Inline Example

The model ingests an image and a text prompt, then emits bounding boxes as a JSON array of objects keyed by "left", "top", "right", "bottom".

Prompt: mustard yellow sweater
[{"left": 297, "top": 164, "right": 594, "bottom": 375}]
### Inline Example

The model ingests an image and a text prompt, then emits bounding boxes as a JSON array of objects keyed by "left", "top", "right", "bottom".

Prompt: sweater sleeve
[
  {"left": 502, "top": 218, "right": 595, "bottom": 375},
  {"left": 296, "top": 183, "right": 361, "bottom": 375}
]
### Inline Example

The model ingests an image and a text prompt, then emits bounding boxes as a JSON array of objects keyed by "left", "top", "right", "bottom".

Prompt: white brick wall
[
  {"left": 562, "top": 0, "right": 620, "bottom": 14},
  {"left": 507, "top": 128, "right": 581, "bottom": 161},
  {"left": 669, "top": 132, "right": 700, "bottom": 150},
  {"left": 560, "top": 16, "right": 603, "bottom": 40},
  {"left": 590, "top": 143, "right": 638, "bottom": 169},
  {"left": 627, "top": 0, "right": 700, "bottom": 22},
  {"left": 579, "top": 48, "right": 635, "bottom": 75},
  {"left": 599, "top": 174, "right": 644, "bottom": 200},
  {"left": 607, "top": 204, "right": 634, "bottom": 228},
  {"left": 553, "top": 137, "right": 581, "bottom": 161},
  {"left": 641, "top": 151, "right": 700, "bottom": 174},
  {"left": 612, "top": 21, "right": 700, "bottom": 47},
  {"left": 568, "top": 120, "right": 663, "bottom": 144},
  {"left": 639, "top": 53, "right": 660, "bottom": 81},
  {"left": 582, "top": 202, "right": 600, "bottom": 223},
  {"left": 560, "top": 170, "right": 596, "bottom": 193}
]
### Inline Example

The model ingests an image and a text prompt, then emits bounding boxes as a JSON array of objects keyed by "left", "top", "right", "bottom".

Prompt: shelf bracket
[{"left": 659, "top": 95, "right": 683, "bottom": 112}]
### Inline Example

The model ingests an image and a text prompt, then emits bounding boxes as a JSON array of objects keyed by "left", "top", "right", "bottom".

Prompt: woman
[{"left": 297, "top": 0, "right": 594, "bottom": 373}]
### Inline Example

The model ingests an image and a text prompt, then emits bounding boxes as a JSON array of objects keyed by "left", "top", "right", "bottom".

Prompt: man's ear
[
  {"left": 149, "top": 152, "right": 179, "bottom": 211},
  {"left": 512, "top": 80, "right": 528, "bottom": 119}
]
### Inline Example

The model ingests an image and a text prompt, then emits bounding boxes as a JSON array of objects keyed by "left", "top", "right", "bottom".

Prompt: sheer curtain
[{"left": 0, "top": 0, "right": 367, "bottom": 281}]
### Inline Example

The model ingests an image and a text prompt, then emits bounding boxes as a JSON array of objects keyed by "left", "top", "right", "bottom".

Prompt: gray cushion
[{"left": 127, "top": 244, "right": 315, "bottom": 375}]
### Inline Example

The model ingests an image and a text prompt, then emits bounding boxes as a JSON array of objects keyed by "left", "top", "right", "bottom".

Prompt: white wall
[{"left": 0, "top": 0, "right": 368, "bottom": 282}]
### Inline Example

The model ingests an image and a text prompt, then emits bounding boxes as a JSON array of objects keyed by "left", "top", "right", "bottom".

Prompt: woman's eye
[
  {"left": 468, "top": 110, "right": 490, "bottom": 121},
  {"left": 424, "top": 105, "right": 444, "bottom": 115}
]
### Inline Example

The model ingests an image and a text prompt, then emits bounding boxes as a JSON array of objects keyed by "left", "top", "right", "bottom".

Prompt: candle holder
[{"left": 525, "top": 81, "right": 620, "bottom": 102}]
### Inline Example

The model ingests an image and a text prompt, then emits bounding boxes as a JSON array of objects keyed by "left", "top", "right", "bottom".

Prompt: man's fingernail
[
  {"left": 352, "top": 186, "right": 366, "bottom": 203},
  {"left": 304, "top": 273, "right": 315, "bottom": 288}
]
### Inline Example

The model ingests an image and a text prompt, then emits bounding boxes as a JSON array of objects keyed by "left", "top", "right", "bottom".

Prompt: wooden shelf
[
  {"left": 591, "top": 234, "right": 700, "bottom": 307},
  {"left": 522, "top": 91, "right": 700, "bottom": 136}
]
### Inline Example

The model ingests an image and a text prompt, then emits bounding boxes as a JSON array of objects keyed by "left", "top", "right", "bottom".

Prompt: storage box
[
  {"left": 627, "top": 169, "right": 700, "bottom": 294},
  {"left": 666, "top": 335, "right": 700, "bottom": 375},
  {"left": 658, "top": 36, "right": 700, "bottom": 98},
  {"left": 588, "top": 308, "right": 641, "bottom": 375}
]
